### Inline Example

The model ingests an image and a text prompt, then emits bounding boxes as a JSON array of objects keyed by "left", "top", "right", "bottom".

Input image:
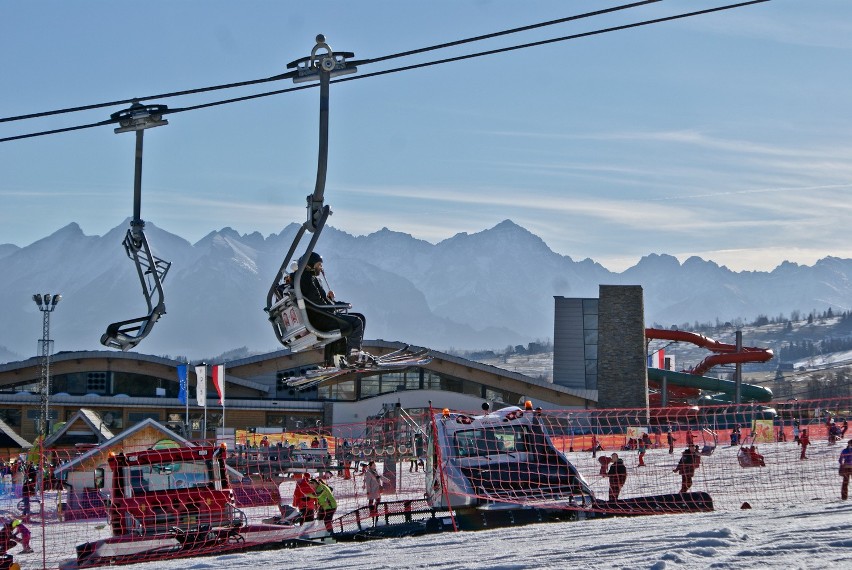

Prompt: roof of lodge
[
  {"left": 45, "top": 408, "right": 116, "bottom": 448},
  {"left": 0, "top": 341, "right": 597, "bottom": 405}
]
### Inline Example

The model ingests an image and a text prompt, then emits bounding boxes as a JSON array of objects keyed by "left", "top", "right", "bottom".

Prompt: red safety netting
[
  {"left": 430, "top": 397, "right": 850, "bottom": 519},
  {"left": 0, "top": 398, "right": 848, "bottom": 568}
]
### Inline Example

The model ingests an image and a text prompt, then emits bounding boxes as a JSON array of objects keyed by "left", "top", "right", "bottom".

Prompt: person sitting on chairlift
[{"left": 299, "top": 252, "right": 367, "bottom": 367}]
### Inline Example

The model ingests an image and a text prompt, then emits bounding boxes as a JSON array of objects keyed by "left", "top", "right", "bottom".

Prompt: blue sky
[{"left": 2, "top": 0, "right": 852, "bottom": 272}]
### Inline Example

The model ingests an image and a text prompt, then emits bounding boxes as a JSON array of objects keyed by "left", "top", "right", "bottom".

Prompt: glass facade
[
  {"left": 583, "top": 298, "right": 599, "bottom": 390},
  {"left": 51, "top": 371, "right": 179, "bottom": 398},
  {"left": 266, "top": 412, "right": 322, "bottom": 431}
]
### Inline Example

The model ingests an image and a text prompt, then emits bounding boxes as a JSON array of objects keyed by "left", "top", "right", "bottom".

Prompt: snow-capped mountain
[{"left": 2, "top": 220, "right": 852, "bottom": 361}]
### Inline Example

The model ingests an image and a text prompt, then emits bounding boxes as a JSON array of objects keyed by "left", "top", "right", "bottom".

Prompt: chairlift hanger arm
[
  {"left": 101, "top": 101, "right": 171, "bottom": 351},
  {"left": 293, "top": 35, "right": 358, "bottom": 233}
]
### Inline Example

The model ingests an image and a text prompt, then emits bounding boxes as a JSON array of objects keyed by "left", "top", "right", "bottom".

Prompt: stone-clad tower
[{"left": 596, "top": 285, "right": 648, "bottom": 409}]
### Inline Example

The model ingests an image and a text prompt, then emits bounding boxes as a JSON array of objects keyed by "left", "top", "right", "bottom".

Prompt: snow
[
  {"left": 127, "top": 503, "right": 852, "bottom": 570},
  {"left": 794, "top": 349, "right": 852, "bottom": 369},
  {"left": 21, "top": 437, "right": 847, "bottom": 570}
]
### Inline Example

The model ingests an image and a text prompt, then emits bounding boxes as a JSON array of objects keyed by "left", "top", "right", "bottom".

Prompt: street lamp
[{"left": 32, "top": 293, "right": 61, "bottom": 437}]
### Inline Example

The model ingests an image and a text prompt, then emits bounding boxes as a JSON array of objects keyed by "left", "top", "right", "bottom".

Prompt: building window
[
  {"left": 317, "top": 380, "right": 356, "bottom": 401},
  {"left": 99, "top": 410, "right": 124, "bottom": 430},
  {"left": 441, "top": 376, "right": 463, "bottom": 393},
  {"left": 86, "top": 372, "right": 109, "bottom": 394},
  {"left": 484, "top": 388, "right": 508, "bottom": 404},
  {"left": 26, "top": 409, "right": 58, "bottom": 433},
  {"left": 127, "top": 412, "right": 160, "bottom": 425},
  {"left": 113, "top": 372, "right": 177, "bottom": 398},
  {"left": 0, "top": 408, "right": 21, "bottom": 427},
  {"left": 360, "top": 376, "right": 380, "bottom": 398},
  {"left": 424, "top": 372, "right": 442, "bottom": 390},
  {"left": 266, "top": 413, "right": 321, "bottom": 431}
]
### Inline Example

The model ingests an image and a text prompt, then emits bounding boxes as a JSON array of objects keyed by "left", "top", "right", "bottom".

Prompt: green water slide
[{"left": 647, "top": 367, "right": 773, "bottom": 403}]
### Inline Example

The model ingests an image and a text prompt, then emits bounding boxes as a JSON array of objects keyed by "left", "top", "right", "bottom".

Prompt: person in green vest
[{"left": 309, "top": 477, "right": 337, "bottom": 533}]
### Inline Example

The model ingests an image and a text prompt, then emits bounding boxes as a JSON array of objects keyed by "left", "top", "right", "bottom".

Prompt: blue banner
[{"left": 177, "top": 364, "right": 188, "bottom": 405}]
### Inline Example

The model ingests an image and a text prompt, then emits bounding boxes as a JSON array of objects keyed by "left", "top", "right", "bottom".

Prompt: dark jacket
[
  {"left": 606, "top": 459, "right": 627, "bottom": 485},
  {"left": 22, "top": 467, "right": 36, "bottom": 497},
  {"left": 675, "top": 449, "right": 698, "bottom": 476},
  {"left": 675, "top": 449, "right": 697, "bottom": 475},
  {"left": 300, "top": 270, "right": 332, "bottom": 307}
]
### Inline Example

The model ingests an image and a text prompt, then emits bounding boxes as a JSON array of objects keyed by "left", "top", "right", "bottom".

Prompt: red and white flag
[
  {"left": 648, "top": 349, "right": 665, "bottom": 369},
  {"left": 212, "top": 364, "right": 225, "bottom": 406}
]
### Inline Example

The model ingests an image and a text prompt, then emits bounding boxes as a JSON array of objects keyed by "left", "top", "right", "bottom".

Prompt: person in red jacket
[
  {"left": 292, "top": 473, "right": 317, "bottom": 523},
  {"left": 11, "top": 519, "right": 31, "bottom": 554},
  {"left": 799, "top": 428, "right": 810, "bottom": 460}
]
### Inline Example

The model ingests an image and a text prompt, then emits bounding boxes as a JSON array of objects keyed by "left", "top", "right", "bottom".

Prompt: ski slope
[{"left": 9, "top": 435, "right": 849, "bottom": 569}]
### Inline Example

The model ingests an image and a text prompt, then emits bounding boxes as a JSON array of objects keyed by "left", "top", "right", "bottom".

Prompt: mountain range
[{"left": 2, "top": 219, "right": 851, "bottom": 362}]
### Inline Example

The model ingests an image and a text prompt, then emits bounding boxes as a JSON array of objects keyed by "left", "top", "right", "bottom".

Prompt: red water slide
[{"left": 645, "top": 328, "right": 774, "bottom": 376}]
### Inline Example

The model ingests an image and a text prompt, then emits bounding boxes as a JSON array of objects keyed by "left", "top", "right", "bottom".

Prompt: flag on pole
[
  {"left": 195, "top": 365, "right": 207, "bottom": 407},
  {"left": 212, "top": 364, "right": 225, "bottom": 406},
  {"left": 647, "top": 349, "right": 665, "bottom": 369},
  {"left": 177, "top": 364, "right": 188, "bottom": 405}
]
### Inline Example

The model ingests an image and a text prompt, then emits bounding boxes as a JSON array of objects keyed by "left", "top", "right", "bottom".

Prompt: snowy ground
[
  {"left": 123, "top": 501, "right": 852, "bottom": 570},
  {"left": 6, "top": 437, "right": 843, "bottom": 569}
]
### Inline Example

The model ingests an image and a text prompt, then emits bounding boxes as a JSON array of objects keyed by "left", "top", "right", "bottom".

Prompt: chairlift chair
[
  {"left": 699, "top": 428, "right": 718, "bottom": 456},
  {"left": 265, "top": 210, "right": 350, "bottom": 354},
  {"left": 736, "top": 432, "right": 765, "bottom": 468},
  {"left": 263, "top": 36, "right": 358, "bottom": 357}
]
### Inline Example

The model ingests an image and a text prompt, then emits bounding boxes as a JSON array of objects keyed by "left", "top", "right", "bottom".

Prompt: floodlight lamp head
[
  {"left": 32, "top": 294, "right": 43, "bottom": 307},
  {"left": 43, "top": 294, "right": 52, "bottom": 305},
  {"left": 51, "top": 293, "right": 62, "bottom": 306}
]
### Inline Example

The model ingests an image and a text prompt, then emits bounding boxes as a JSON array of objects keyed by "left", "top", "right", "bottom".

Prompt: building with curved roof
[{"left": 0, "top": 341, "right": 595, "bottom": 442}]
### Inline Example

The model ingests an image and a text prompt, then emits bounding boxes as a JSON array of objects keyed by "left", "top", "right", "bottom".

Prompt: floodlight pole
[{"left": 33, "top": 293, "right": 61, "bottom": 438}]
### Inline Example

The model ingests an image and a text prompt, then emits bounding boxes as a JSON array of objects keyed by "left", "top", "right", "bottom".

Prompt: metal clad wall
[{"left": 553, "top": 297, "right": 589, "bottom": 390}]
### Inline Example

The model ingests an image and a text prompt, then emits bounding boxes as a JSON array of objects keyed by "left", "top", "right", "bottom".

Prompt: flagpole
[
  {"left": 184, "top": 364, "right": 189, "bottom": 436},
  {"left": 221, "top": 364, "right": 226, "bottom": 438},
  {"left": 195, "top": 363, "right": 208, "bottom": 444}
]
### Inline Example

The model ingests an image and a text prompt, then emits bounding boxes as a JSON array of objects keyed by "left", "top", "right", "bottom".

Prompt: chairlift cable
[
  {"left": 354, "top": 0, "right": 664, "bottom": 66},
  {"left": 0, "top": 72, "right": 297, "bottom": 125},
  {"left": 0, "top": 0, "right": 771, "bottom": 144},
  {"left": 0, "top": 0, "right": 661, "bottom": 125}
]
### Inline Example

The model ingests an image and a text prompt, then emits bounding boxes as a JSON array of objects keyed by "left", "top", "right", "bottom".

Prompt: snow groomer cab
[{"left": 426, "top": 401, "right": 594, "bottom": 516}]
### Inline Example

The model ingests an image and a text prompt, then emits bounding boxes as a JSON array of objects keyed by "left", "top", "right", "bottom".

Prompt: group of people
[
  {"left": 602, "top": 433, "right": 852, "bottom": 502},
  {"left": 287, "top": 460, "right": 388, "bottom": 532},
  {"left": 291, "top": 472, "right": 338, "bottom": 532},
  {"left": 602, "top": 443, "right": 703, "bottom": 502},
  {"left": 0, "top": 518, "right": 32, "bottom": 555},
  {"left": 827, "top": 418, "right": 848, "bottom": 444}
]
